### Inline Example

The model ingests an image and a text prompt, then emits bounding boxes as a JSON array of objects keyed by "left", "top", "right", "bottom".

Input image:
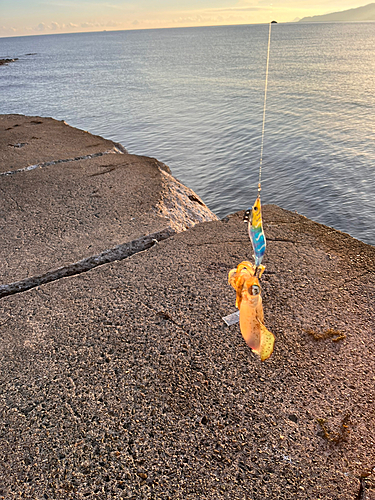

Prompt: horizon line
[
  {"left": 2, "top": 19, "right": 374, "bottom": 40},
  {"left": 1, "top": 21, "right": 283, "bottom": 40}
]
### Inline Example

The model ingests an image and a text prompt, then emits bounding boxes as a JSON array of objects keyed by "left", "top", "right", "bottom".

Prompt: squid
[{"left": 228, "top": 261, "right": 275, "bottom": 361}]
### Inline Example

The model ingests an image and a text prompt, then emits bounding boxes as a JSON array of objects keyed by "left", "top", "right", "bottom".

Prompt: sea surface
[{"left": 1, "top": 23, "right": 374, "bottom": 245}]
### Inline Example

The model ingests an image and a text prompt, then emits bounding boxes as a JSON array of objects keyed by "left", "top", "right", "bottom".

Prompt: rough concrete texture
[
  {"left": 0, "top": 114, "right": 123, "bottom": 174},
  {"left": 156, "top": 168, "right": 220, "bottom": 233},
  {"left": 1, "top": 153, "right": 172, "bottom": 284},
  {"left": 1, "top": 205, "right": 374, "bottom": 500},
  {"left": 0, "top": 115, "right": 217, "bottom": 285}
]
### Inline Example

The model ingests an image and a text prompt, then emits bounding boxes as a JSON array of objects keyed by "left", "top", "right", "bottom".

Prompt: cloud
[
  {"left": 32, "top": 21, "right": 62, "bottom": 32},
  {"left": 80, "top": 20, "right": 121, "bottom": 28},
  {"left": 0, "top": 26, "right": 17, "bottom": 33},
  {"left": 36, "top": 22, "right": 47, "bottom": 31},
  {"left": 208, "top": 7, "right": 261, "bottom": 12},
  {"left": 106, "top": 20, "right": 121, "bottom": 27},
  {"left": 30, "top": 21, "right": 81, "bottom": 33}
]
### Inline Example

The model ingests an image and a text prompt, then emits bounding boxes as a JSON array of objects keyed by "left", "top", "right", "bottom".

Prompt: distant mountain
[{"left": 299, "top": 2, "right": 375, "bottom": 22}]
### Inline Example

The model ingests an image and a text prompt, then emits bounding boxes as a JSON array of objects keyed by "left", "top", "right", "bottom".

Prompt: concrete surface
[
  {"left": 1, "top": 204, "right": 374, "bottom": 500},
  {"left": 0, "top": 114, "right": 123, "bottom": 174},
  {"left": 0, "top": 115, "right": 218, "bottom": 286},
  {"left": 1, "top": 153, "right": 171, "bottom": 284}
]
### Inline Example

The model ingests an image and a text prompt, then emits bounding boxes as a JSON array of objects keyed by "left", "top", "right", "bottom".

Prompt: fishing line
[
  {"left": 225, "top": 23, "right": 276, "bottom": 361},
  {"left": 258, "top": 22, "right": 272, "bottom": 195},
  {"left": 242, "top": 23, "right": 272, "bottom": 274}
]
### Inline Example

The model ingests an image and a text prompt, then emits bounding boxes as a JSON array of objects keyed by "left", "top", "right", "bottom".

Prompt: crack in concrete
[
  {"left": 267, "top": 237, "right": 301, "bottom": 243},
  {"left": 185, "top": 238, "right": 301, "bottom": 247},
  {"left": 0, "top": 145, "right": 126, "bottom": 177},
  {"left": 0, "top": 227, "right": 175, "bottom": 299}
]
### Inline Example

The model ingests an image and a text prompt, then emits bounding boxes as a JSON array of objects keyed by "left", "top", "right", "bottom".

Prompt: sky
[{"left": 0, "top": 0, "right": 371, "bottom": 37}]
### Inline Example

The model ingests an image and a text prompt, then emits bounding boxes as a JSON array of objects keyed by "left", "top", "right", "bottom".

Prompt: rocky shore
[
  {"left": 1, "top": 115, "right": 374, "bottom": 500},
  {"left": 0, "top": 58, "right": 18, "bottom": 66}
]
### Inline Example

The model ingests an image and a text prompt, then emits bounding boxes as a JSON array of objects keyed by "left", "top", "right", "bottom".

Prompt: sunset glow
[{"left": 0, "top": 1, "right": 371, "bottom": 37}]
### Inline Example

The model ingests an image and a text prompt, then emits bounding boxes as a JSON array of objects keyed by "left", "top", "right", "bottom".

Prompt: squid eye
[
  {"left": 249, "top": 285, "right": 260, "bottom": 295},
  {"left": 243, "top": 209, "right": 251, "bottom": 222}
]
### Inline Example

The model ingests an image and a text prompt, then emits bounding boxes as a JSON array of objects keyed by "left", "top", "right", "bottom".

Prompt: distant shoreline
[{"left": 299, "top": 2, "right": 375, "bottom": 23}]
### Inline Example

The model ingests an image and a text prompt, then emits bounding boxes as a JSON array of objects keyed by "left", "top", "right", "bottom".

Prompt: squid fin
[{"left": 252, "top": 321, "right": 275, "bottom": 361}]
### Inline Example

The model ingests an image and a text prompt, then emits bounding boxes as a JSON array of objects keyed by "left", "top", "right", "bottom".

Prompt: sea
[{"left": 1, "top": 23, "right": 374, "bottom": 246}]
